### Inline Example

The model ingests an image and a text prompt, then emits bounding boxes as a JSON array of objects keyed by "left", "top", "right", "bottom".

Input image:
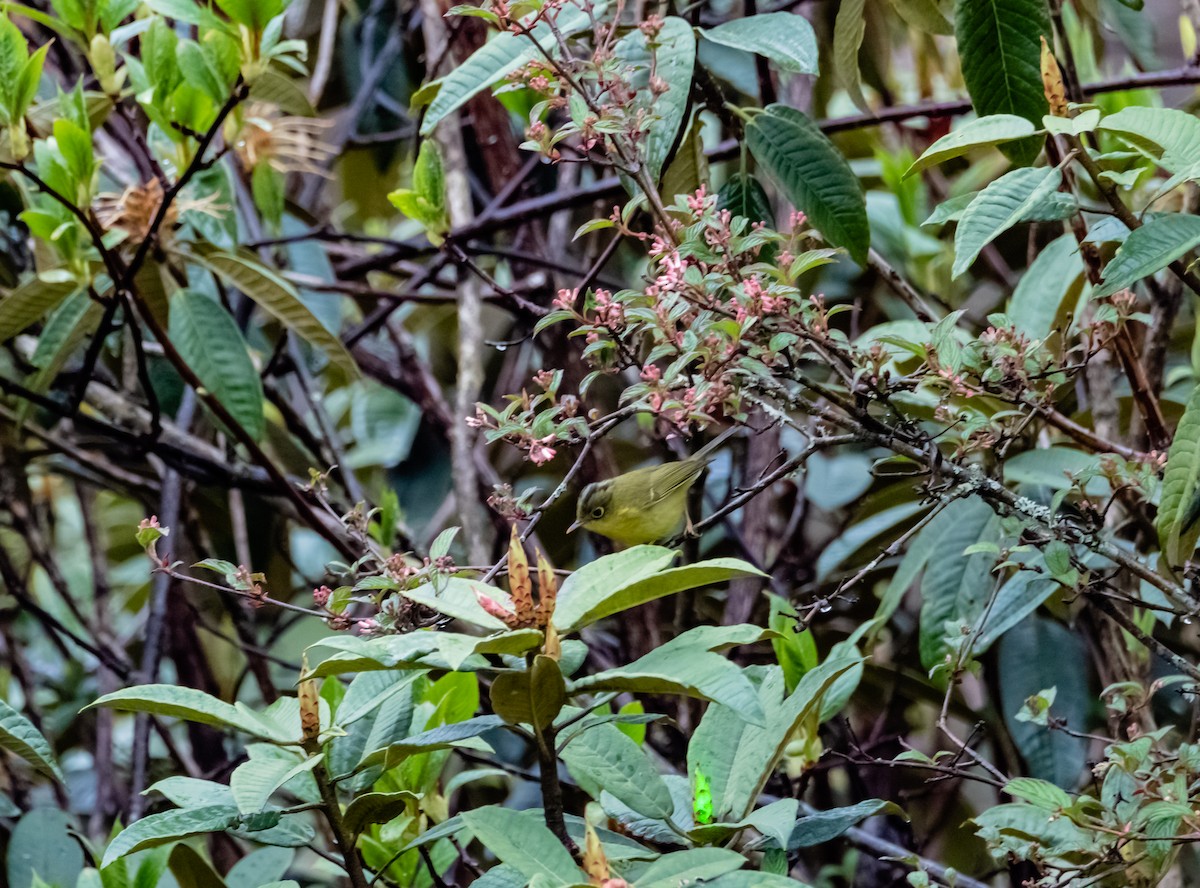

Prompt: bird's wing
[{"left": 645, "top": 459, "right": 706, "bottom": 504}]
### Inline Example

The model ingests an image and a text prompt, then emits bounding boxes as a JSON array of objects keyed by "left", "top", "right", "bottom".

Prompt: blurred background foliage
[{"left": 3, "top": 0, "right": 1200, "bottom": 885}]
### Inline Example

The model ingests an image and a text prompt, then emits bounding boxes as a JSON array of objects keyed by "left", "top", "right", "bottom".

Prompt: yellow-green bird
[{"left": 568, "top": 428, "right": 736, "bottom": 547}]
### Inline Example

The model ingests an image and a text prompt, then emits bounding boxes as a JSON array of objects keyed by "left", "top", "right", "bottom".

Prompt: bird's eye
[{"left": 591, "top": 506, "right": 605, "bottom": 519}]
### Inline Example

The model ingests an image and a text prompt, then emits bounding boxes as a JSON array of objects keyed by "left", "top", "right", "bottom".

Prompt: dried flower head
[{"left": 236, "top": 104, "right": 336, "bottom": 176}]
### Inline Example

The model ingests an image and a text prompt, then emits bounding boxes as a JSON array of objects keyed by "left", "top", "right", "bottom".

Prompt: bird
[{"left": 567, "top": 427, "right": 737, "bottom": 547}]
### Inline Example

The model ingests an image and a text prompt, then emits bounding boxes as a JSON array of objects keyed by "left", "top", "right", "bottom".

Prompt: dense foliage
[{"left": 5, "top": 0, "right": 1200, "bottom": 886}]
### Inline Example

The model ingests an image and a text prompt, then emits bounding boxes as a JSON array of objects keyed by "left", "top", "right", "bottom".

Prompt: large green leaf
[
  {"left": 7, "top": 809, "right": 83, "bottom": 888},
  {"left": 224, "top": 847, "right": 293, "bottom": 888},
  {"left": 832, "top": 0, "right": 868, "bottom": 112},
  {"left": 554, "top": 554, "right": 763, "bottom": 633},
  {"left": 571, "top": 624, "right": 771, "bottom": 725},
  {"left": 353, "top": 714, "right": 505, "bottom": 773},
  {"left": 747, "top": 104, "right": 870, "bottom": 264},
  {"left": 687, "top": 659, "right": 859, "bottom": 822},
  {"left": 0, "top": 272, "right": 78, "bottom": 343},
  {"left": 560, "top": 721, "right": 674, "bottom": 820},
  {"left": 699, "top": 13, "right": 818, "bottom": 74},
  {"left": 89, "top": 685, "right": 294, "bottom": 743},
  {"left": 184, "top": 246, "right": 359, "bottom": 379},
  {"left": 784, "top": 800, "right": 904, "bottom": 849},
  {"left": 342, "top": 790, "right": 421, "bottom": 837},
  {"left": 459, "top": 806, "right": 582, "bottom": 886},
  {"left": 421, "top": 1, "right": 605, "bottom": 135},
  {"left": 1008, "top": 232, "right": 1085, "bottom": 339},
  {"left": 229, "top": 747, "right": 320, "bottom": 814},
  {"left": 0, "top": 699, "right": 62, "bottom": 781},
  {"left": 906, "top": 114, "right": 1039, "bottom": 177},
  {"left": 1095, "top": 213, "right": 1200, "bottom": 298},
  {"left": 335, "top": 671, "right": 420, "bottom": 728},
  {"left": 889, "top": 0, "right": 953, "bottom": 34},
  {"left": 490, "top": 655, "right": 565, "bottom": 730},
  {"left": 554, "top": 546, "right": 678, "bottom": 629},
  {"left": 1098, "top": 106, "right": 1200, "bottom": 174},
  {"left": 917, "top": 498, "right": 1004, "bottom": 671},
  {"left": 614, "top": 16, "right": 695, "bottom": 185},
  {"left": 952, "top": 165, "right": 1063, "bottom": 277},
  {"left": 103, "top": 806, "right": 242, "bottom": 867},
  {"left": 717, "top": 173, "right": 774, "bottom": 224},
  {"left": 24, "top": 289, "right": 104, "bottom": 398},
  {"left": 997, "top": 615, "right": 1088, "bottom": 788},
  {"left": 974, "top": 562, "right": 1057, "bottom": 653},
  {"left": 601, "top": 773, "right": 694, "bottom": 843},
  {"left": 955, "top": 0, "right": 1050, "bottom": 165},
  {"left": 1158, "top": 381, "right": 1200, "bottom": 566},
  {"left": 147, "top": 776, "right": 236, "bottom": 808},
  {"left": 703, "top": 873, "right": 814, "bottom": 888},
  {"left": 394, "top": 577, "right": 510, "bottom": 631},
  {"left": 169, "top": 289, "right": 266, "bottom": 441},
  {"left": 660, "top": 111, "right": 708, "bottom": 203},
  {"left": 330, "top": 677, "right": 417, "bottom": 791},
  {"left": 637, "top": 849, "right": 747, "bottom": 888}
]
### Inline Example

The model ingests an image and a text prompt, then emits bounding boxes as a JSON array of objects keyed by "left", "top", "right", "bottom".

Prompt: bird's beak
[{"left": 567, "top": 519, "right": 582, "bottom": 534}]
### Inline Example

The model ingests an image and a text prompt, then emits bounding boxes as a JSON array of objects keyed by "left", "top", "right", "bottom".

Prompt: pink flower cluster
[{"left": 591, "top": 288, "right": 625, "bottom": 329}]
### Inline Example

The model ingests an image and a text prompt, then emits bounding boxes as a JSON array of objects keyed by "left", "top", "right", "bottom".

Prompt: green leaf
[
  {"left": 554, "top": 552, "right": 764, "bottom": 633},
  {"left": 176, "top": 39, "right": 226, "bottom": 104},
  {"left": 184, "top": 246, "right": 359, "bottom": 380},
  {"left": 421, "top": 0, "right": 605, "bottom": 135},
  {"left": 1098, "top": 106, "right": 1200, "bottom": 174},
  {"left": 918, "top": 499, "right": 1004, "bottom": 670},
  {"left": 146, "top": 776, "right": 235, "bottom": 808},
  {"left": 0, "top": 699, "right": 62, "bottom": 781},
  {"left": 1095, "top": 213, "right": 1200, "bottom": 298},
  {"left": 1159, "top": 380, "right": 1200, "bottom": 566},
  {"left": 342, "top": 790, "right": 421, "bottom": 837},
  {"left": 88, "top": 685, "right": 294, "bottom": 743},
  {"left": 490, "top": 655, "right": 565, "bottom": 730},
  {"left": 6, "top": 809, "right": 83, "bottom": 888},
  {"left": 353, "top": 714, "right": 505, "bottom": 773},
  {"left": 103, "top": 806, "right": 240, "bottom": 867},
  {"left": 224, "top": 847, "right": 293, "bottom": 888},
  {"left": 143, "top": 0, "right": 226, "bottom": 29},
  {"left": 395, "top": 578, "right": 510, "bottom": 631},
  {"left": 460, "top": 806, "right": 582, "bottom": 886},
  {"left": 0, "top": 272, "right": 78, "bottom": 343},
  {"left": 832, "top": 0, "right": 868, "bottom": 112},
  {"left": 955, "top": 0, "right": 1051, "bottom": 165},
  {"left": 975, "top": 566, "right": 1057, "bottom": 653},
  {"left": 687, "top": 659, "right": 860, "bottom": 822},
  {"left": 615, "top": 16, "right": 694, "bottom": 186},
  {"left": 952, "top": 165, "right": 1062, "bottom": 277},
  {"left": 661, "top": 111, "right": 708, "bottom": 204},
  {"left": 1008, "top": 232, "right": 1085, "bottom": 339},
  {"left": 997, "top": 615, "right": 1088, "bottom": 788},
  {"left": 336, "top": 671, "right": 421, "bottom": 728},
  {"left": 906, "top": 114, "right": 1038, "bottom": 177},
  {"left": 229, "top": 749, "right": 320, "bottom": 813},
  {"left": 717, "top": 173, "right": 773, "bottom": 224},
  {"left": 169, "top": 289, "right": 266, "bottom": 441},
  {"left": 638, "top": 849, "right": 746, "bottom": 888},
  {"left": 700, "top": 870, "right": 813, "bottom": 888},
  {"left": 570, "top": 625, "right": 771, "bottom": 726},
  {"left": 247, "top": 68, "right": 314, "bottom": 116},
  {"left": 560, "top": 722, "right": 673, "bottom": 820},
  {"left": 785, "top": 800, "right": 904, "bottom": 849},
  {"left": 888, "top": 0, "right": 954, "bottom": 34},
  {"left": 747, "top": 104, "right": 870, "bottom": 265},
  {"left": 699, "top": 13, "right": 818, "bottom": 74},
  {"left": 1005, "top": 776, "right": 1073, "bottom": 810}
]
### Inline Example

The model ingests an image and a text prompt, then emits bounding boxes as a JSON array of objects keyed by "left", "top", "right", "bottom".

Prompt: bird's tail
[{"left": 692, "top": 424, "right": 742, "bottom": 462}]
